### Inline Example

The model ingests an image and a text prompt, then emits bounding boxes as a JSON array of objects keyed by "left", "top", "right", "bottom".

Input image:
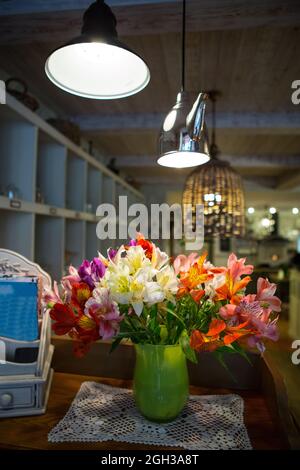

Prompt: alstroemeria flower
[
  {"left": 63, "top": 265, "right": 81, "bottom": 284},
  {"left": 137, "top": 237, "right": 153, "bottom": 259},
  {"left": 144, "top": 281, "right": 165, "bottom": 306},
  {"left": 205, "top": 273, "right": 226, "bottom": 300},
  {"left": 190, "top": 318, "right": 251, "bottom": 352},
  {"left": 256, "top": 277, "right": 281, "bottom": 313},
  {"left": 190, "top": 319, "right": 226, "bottom": 352},
  {"left": 173, "top": 253, "right": 199, "bottom": 275},
  {"left": 123, "top": 245, "right": 152, "bottom": 275},
  {"left": 215, "top": 272, "right": 251, "bottom": 304},
  {"left": 151, "top": 245, "right": 169, "bottom": 270},
  {"left": 178, "top": 252, "right": 213, "bottom": 296},
  {"left": 49, "top": 303, "right": 77, "bottom": 335},
  {"left": 78, "top": 258, "right": 106, "bottom": 289},
  {"left": 84, "top": 287, "right": 122, "bottom": 340},
  {"left": 43, "top": 281, "right": 62, "bottom": 308},
  {"left": 227, "top": 253, "right": 253, "bottom": 281},
  {"left": 156, "top": 265, "right": 178, "bottom": 302},
  {"left": 71, "top": 282, "right": 92, "bottom": 310}
]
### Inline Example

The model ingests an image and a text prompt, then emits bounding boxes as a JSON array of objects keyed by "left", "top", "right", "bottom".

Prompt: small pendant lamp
[
  {"left": 182, "top": 91, "right": 245, "bottom": 237},
  {"left": 157, "top": 0, "right": 210, "bottom": 168},
  {"left": 45, "top": 0, "right": 150, "bottom": 99}
]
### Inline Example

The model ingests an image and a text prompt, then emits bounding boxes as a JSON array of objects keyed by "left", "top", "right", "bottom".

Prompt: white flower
[
  {"left": 151, "top": 245, "right": 169, "bottom": 270},
  {"left": 144, "top": 282, "right": 165, "bottom": 305},
  {"left": 156, "top": 265, "right": 178, "bottom": 302},
  {"left": 124, "top": 245, "right": 152, "bottom": 275},
  {"left": 205, "top": 273, "right": 226, "bottom": 299}
]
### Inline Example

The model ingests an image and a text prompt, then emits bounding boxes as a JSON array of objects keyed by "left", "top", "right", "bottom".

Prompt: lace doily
[{"left": 48, "top": 382, "right": 252, "bottom": 450}]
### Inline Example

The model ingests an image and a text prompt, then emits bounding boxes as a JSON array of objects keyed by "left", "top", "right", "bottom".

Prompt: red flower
[
  {"left": 50, "top": 303, "right": 77, "bottom": 335},
  {"left": 71, "top": 282, "right": 92, "bottom": 310},
  {"left": 137, "top": 238, "right": 153, "bottom": 259}
]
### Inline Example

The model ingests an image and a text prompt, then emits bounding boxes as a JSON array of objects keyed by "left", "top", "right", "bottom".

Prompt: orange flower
[
  {"left": 215, "top": 272, "right": 251, "bottom": 304},
  {"left": 190, "top": 318, "right": 252, "bottom": 352},
  {"left": 190, "top": 289, "right": 205, "bottom": 303},
  {"left": 190, "top": 319, "right": 226, "bottom": 352},
  {"left": 223, "top": 320, "right": 251, "bottom": 345},
  {"left": 178, "top": 251, "right": 213, "bottom": 298}
]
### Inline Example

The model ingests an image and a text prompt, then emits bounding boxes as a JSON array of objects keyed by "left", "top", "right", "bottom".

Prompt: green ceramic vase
[{"left": 133, "top": 343, "right": 189, "bottom": 422}]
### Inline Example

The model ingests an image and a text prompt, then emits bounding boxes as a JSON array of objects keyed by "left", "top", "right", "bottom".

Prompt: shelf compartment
[
  {"left": 65, "top": 219, "right": 85, "bottom": 270},
  {"left": 102, "top": 175, "right": 116, "bottom": 206},
  {"left": 86, "top": 222, "right": 100, "bottom": 260},
  {"left": 37, "top": 131, "right": 67, "bottom": 207},
  {"left": 66, "top": 153, "right": 87, "bottom": 211},
  {"left": 0, "top": 120, "right": 37, "bottom": 202},
  {"left": 87, "top": 165, "right": 102, "bottom": 213},
  {"left": 35, "top": 215, "right": 64, "bottom": 281},
  {"left": 0, "top": 210, "right": 34, "bottom": 260}
]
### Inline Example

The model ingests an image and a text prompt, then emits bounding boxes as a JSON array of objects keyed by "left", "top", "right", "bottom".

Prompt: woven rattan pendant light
[{"left": 182, "top": 92, "right": 245, "bottom": 237}]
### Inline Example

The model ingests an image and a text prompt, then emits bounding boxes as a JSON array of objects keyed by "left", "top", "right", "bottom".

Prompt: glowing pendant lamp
[
  {"left": 157, "top": 0, "right": 210, "bottom": 168},
  {"left": 45, "top": 0, "right": 150, "bottom": 99}
]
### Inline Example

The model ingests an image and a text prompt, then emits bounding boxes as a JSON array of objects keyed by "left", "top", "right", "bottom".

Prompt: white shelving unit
[{"left": 0, "top": 94, "right": 144, "bottom": 280}]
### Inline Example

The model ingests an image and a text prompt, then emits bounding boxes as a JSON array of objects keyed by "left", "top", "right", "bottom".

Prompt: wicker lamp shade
[{"left": 182, "top": 158, "right": 245, "bottom": 237}]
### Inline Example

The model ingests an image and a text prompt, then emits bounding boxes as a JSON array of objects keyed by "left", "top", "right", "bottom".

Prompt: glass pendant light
[
  {"left": 157, "top": 0, "right": 210, "bottom": 168},
  {"left": 45, "top": 0, "right": 150, "bottom": 99},
  {"left": 182, "top": 92, "right": 245, "bottom": 237}
]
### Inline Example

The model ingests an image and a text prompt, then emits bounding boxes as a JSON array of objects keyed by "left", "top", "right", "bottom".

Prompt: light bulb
[{"left": 261, "top": 217, "right": 271, "bottom": 228}]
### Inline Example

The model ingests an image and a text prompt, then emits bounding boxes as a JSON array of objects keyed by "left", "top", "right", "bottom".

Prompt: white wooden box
[{"left": 0, "top": 249, "right": 54, "bottom": 417}]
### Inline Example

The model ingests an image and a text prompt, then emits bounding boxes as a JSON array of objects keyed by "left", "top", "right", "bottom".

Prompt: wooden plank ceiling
[{"left": 0, "top": 0, "right": 300, "bottom": 188}]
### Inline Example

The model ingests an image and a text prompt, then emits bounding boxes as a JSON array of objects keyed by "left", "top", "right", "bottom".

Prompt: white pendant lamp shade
[
  {"left": 45, "top": 1, "right": 150, "bottom": 99},
  {"left": 157, "top": 151, "right": 209, "bottom": 169},
  {"left": 157, "top": 91, "right": 210, "bottom": 168},
  {"left": 45, "top": 40, "right": 150, "bottom": 99},
  {"left": 157, "top": 0, "right": 210, "bottom": 169}
]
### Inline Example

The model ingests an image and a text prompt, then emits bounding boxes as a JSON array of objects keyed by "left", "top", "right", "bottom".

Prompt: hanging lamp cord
[
  {"left": 181, "top": 0, "right": 186, "bottom": 92},
  {"left": 209, "top": 92, "right": 220, "bottom": 159},
  {"left": 211, "top": 96, "right": 216, "bottom": 147}
]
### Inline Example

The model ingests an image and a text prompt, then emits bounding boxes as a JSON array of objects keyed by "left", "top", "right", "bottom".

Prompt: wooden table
[{"left": 0, "top": 372, "right": 288, "bottom": 450}]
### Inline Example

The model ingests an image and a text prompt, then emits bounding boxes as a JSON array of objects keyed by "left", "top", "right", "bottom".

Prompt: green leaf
[
  {"left": 159, "top": 325, "right": 168, "bottom": 344},
  {"left": 109, "top": 336, "right": 123, "bottom": 354},
  {"left": 213, "top": 350, "right": 237, "bottom": 383},
  {"left": 180, "top": 330, "right": 197, "bottom": 364}
]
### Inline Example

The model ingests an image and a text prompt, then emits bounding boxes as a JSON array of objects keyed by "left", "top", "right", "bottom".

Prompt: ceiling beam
[
  {"left": 0, "top": 1, "right": 178, "bottom": 16},
  {"left": 0, "top": 1, "right": 300, "bottom": 44},
  {"left": 277, "top": 171, "right": 300, "bottom": 190},
  {"left": 74, "top": 112, "right": 300, "bottom": 134},
  {"left": 114, "top": 154, "right": 300, "bottom": 169}
]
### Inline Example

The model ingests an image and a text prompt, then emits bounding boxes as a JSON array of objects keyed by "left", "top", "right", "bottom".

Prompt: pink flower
[
  {"left": 43, "top": 281, "right": 62, "bottom": 308},
  {"left": 62, "top": 265, "right": 81, "bottom": 284},
  {"left": 173, "top": 253, "right": 199, "bottom": 275},
  {"left": 219, "top": 293, "right": 279, "bottom": 353},
  {"left": 84, "top": 287, "right": 122, "bottom": 340},
  {"left": 219, "top": 303, "right": 237, "bottom": 320},
  {"left": 227, "top": 253, "right": 254, "bottom": 280},
  {"left": 256, "top": 277, "right": 281, "bottom": 312}
]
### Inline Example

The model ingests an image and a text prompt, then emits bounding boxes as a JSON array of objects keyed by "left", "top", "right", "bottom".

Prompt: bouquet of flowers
[{"left": 43, "top": 234, "right": 281, "bottom": 362}]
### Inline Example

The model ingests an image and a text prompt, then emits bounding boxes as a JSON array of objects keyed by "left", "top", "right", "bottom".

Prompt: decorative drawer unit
[{"left": 0, "top": 249, "right": 54, "bottom": 417}]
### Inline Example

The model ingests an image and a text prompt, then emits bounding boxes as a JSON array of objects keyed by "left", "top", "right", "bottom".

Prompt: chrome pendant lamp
[
  {"left": 182, "top": 92, "right": 245, "bottom": 237},
  {"left": 157, "top": 0, "right": 210, "bottom": 168},
  {"left": 45, "top": 0, "right": 150, "bottom": 99}
]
